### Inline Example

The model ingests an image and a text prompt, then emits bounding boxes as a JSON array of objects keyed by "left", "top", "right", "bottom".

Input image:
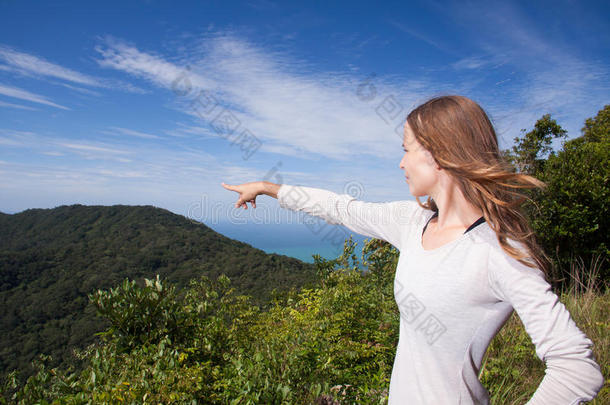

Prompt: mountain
[{"left": 0, "top": 204, "right": 319, "bottom": 382}]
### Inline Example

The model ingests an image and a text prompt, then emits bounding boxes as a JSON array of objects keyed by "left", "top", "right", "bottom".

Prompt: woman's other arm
[{"left": 487, "top": 243, "right": 605, "bottom": 404}]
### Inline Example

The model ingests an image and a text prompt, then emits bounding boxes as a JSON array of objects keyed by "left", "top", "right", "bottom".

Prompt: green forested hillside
[
  {"left": 1, "top": 238, "right": 606, "bottom": 404},
  {"left": 0, "top": 204, "right": 319, "bottom": 385}
]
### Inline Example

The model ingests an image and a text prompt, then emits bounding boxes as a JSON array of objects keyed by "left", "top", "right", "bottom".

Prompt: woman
[{"left": 221, "top": 95, "right": 604, "bottom": 404}]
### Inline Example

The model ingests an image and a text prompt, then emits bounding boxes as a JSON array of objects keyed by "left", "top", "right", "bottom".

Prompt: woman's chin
[{"left": 408, "top": 186, "right": 426, "bottom": 197}]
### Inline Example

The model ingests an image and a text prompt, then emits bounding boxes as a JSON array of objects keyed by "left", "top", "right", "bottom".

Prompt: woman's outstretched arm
[
  {"left": 262, "top": 181, "right": 281, "bottom": 199},
  {"left": 223, "top": 180, "right": 423, "bottom": 251}
]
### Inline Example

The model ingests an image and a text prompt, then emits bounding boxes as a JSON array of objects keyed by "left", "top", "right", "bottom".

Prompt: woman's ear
[
  {"left": 423, "top": 149, "right": 438, "bottom": 168},
  {"left": 426, "top": 150, "right": 442, "bottom": 171}
]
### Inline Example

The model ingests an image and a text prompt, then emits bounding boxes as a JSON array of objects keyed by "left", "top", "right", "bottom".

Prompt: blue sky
[{"left": 1, "top": 0, "right": 608, "bottom": 261}]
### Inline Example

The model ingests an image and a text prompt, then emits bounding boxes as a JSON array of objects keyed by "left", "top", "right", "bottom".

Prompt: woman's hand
[{"left": 221, "top": 181, "right": 265, "bottom": 209}]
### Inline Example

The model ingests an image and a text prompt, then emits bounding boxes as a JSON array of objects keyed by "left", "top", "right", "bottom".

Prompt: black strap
[
  {"left": 465, "top": 216, "right": 486, "bottom": 233},
  {"left": 422, "top": 211, "right": 486, "bottom": 236},
  {"left": 422, "top": 211, "right": 438, "bottom": 236}
]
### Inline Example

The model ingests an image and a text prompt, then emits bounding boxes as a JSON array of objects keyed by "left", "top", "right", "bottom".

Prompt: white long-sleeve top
[{"left": 277, "top": 184, "right": 604, "bottom": 405}]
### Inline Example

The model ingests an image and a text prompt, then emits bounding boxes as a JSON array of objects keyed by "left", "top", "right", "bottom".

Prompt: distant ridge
[{"left": 0, "top": 204, "right": 319, "bottom": 382}]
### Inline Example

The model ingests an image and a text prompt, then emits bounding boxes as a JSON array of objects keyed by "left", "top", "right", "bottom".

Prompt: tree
[
  {"left": 507, "top": 114, "right": 567, "bottom": 176},
  {"left": 508, "top": 107, "right": 609, "bottom": 288}
]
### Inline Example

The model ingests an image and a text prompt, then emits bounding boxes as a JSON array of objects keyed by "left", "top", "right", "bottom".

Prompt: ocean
[{"left": 207, "top": 221, "right": 371, "bottom": 269}]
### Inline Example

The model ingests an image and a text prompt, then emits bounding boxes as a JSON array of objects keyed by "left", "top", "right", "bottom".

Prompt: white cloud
[
  {"left": 105, "top": 126, "right": 163, "bottom": 140},
  {"left": 0, "top": 100, "right": 38, "bottom": 110},
  {"left": 164, "top": 123, "right": 216, "bottom": 139},
  {"left": 0, "top": 128, "right": 134, "bottom": 161},
  {"left": 0, "top": 129, "right": 38, "bottom": 147},
  {"left": 97, "top": 168, "right": 148, "bottom": 178},
  {"left": 95, "top": 34, "right": 433, "bottom": 161},
  {"left": 0, "top": 44, "right": 100, "bottom": 86},
  {"left": 0, "top": 44, "right": 149, "bottom": 95},
  {"left": 0, "top": 83, "right": 70, "bottom": 110},
  {"left": 451, "top": 55, "right": 498, "bottom": 70},
  {"left": 94, "top": 36, "right": 216, "bottom": 91},
  {"left": 54, "top": 82, "right": 103, "bottom": 97},
  {"left": 0, "top": 128, "right": 222, "bottom": 183},
  {"left": 102, "top": 78, "right": 151, "bottom": 94},
  {"left": 57, "top": 142, "right": 131, "bottom": 155}
]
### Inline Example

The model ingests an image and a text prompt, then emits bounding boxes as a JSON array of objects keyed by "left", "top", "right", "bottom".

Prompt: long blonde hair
[{"left": 407, "top": 94, "right": 553, "bottom": 279}]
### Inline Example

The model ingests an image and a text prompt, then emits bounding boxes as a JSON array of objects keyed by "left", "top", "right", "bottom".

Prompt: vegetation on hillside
[
  {"left": 0, "top": 205, "right": 318, "bottom": 385},
  {"left": 503, "top": 105, "right": 609, "bottom": 287},
  {"left": 1, "top": 237, "right": 607, "bottom": 404}
]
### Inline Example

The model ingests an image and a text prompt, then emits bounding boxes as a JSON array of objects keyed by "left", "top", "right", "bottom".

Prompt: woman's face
[{"left": 399, "top": 122, "right": 440, "bottom": 197}]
